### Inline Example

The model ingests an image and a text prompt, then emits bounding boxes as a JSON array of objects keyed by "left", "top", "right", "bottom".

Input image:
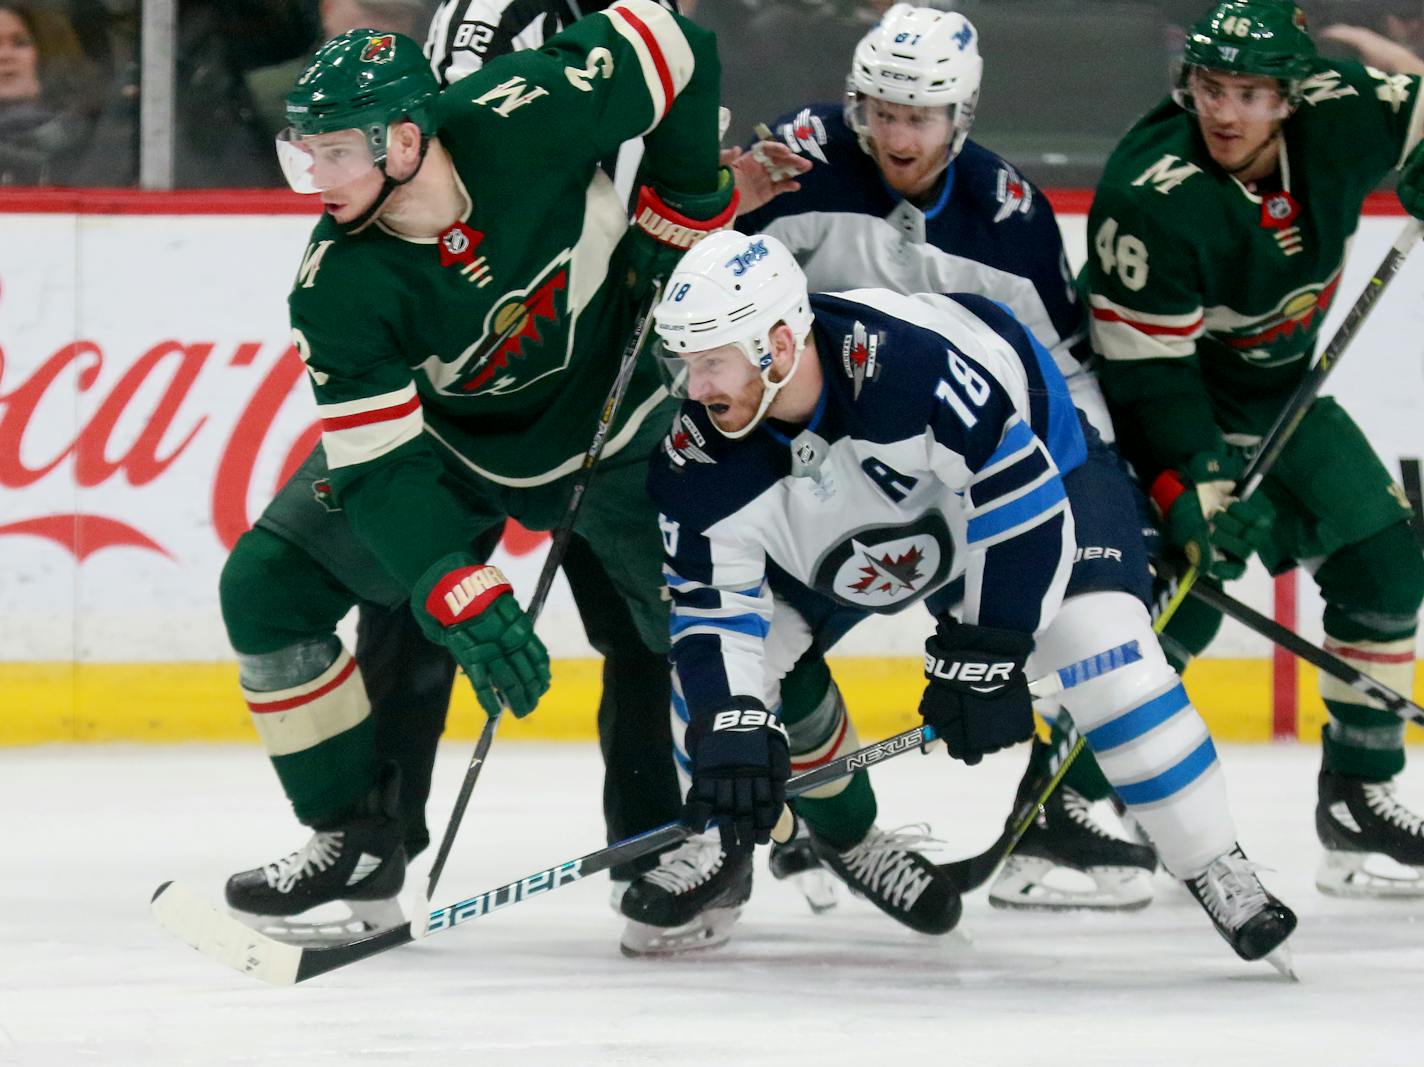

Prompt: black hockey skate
[
  {"left": 1184, "top": 846, "right": 1297, "bottom": 977},
  {"left": 225, "top": 764, "right": 406, "bottom": 942},
  {"left": 812, "top": 825, "right": 962, "bottom": 935},
  {"left": 768, "top": 810, "right": 838, "bottom": 913},
  {"left": 619, "top": 833, "right": 753, "bottom": 957},
  {"left": 1316, "top": 767, "right": 1424, "bottom": 897},
  {"left": 990, "top": 782, "right": 1159, "bottom": 912}
]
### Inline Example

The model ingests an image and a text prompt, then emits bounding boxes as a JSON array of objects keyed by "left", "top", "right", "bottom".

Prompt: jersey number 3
[{"left": 1094, "top": 217, "right": 1150, "bottom": 292}]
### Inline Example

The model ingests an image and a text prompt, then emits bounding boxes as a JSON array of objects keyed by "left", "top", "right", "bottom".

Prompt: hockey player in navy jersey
[
  {"left": 637, "top": 230, "right": 1298, "bottom": 971},
  {"left": 724, "top": 3, "right": 1156, "bottom": 912}
]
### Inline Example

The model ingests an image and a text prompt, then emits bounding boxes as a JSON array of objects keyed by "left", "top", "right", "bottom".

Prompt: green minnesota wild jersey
[
  {"left": 1087, "top": 59, "right": 1424, "bottom": 476},
  {"left": 286, "top": 0, "right": 721, "bottom": 586}
]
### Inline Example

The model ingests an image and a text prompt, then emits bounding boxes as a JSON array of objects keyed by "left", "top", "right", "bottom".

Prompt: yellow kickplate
[{"left": 1, "top": 658, "right": 1419, "bottom": 745}]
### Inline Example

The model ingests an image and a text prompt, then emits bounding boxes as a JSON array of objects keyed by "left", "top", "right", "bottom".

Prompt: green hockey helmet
[
  {"left": 278, "top": 29, "right": 439, "bottom": 193},
  {"left": 1174, "top": 1, "right": 1317, "bottom": 115}
]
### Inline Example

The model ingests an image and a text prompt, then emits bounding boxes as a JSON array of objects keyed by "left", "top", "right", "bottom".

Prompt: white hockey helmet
[
  {"left": 845, "top": 4, "right": 983, "bottom": 162},
  {"left": 653, "top": 231, "right": 814, "bottom": 439}
]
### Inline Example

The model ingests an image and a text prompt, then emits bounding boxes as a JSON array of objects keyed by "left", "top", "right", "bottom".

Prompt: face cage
[
  {"left": 275, "top": 122, "right": 389, "bottom": 194},
  {"left": 1171, "top": 64, "right": 1299, "bottom": 122},
  {"left": 843, "top": 90, "right": 974, "bottom": 167}
]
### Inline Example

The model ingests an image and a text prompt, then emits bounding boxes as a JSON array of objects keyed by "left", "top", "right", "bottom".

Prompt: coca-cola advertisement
[{"left": 2, "top": 204, "right": 1421, "bottom": 739}]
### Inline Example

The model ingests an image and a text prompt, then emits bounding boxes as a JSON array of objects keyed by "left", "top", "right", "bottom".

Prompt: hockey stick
[
  {"left": 1153, "top": 217, "right": 1424, "bottom": 631},
  {"left": 939, "top": 593, "right": 1182, "bottom": 892},
  {"left": 1187, "top": 579, "right": 1424, "bottom": 727},
  {"left": 424, "top": 285, "right": 663, "bottom": 899},
  {"left": 152, "top": 641, "right": 1141, "bottom": 986}
]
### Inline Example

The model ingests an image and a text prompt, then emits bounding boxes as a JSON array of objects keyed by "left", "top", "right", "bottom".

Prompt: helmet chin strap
[
  {"left": 342, "top": 134, "right": 432, "bottom": 235},
  {"left": 1223, "top": 123, "right": 1284, "bottom": 180},
  {"left": 710, "top": 337, "right": 808, "bottom": 440}
]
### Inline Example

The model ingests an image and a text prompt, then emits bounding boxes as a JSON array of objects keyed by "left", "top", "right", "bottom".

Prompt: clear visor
[
  {"left": 847, "top": 95, "right": 962, "bottom": 151},
  {"left": 653, "top": 339, "right": 762, "bottom": 401},
  {"left": 276, "top": 126, "right": 380, "bottom": 193},
  {"left": 1176, "top": 66, "right": 1292, "bottom": 122}
]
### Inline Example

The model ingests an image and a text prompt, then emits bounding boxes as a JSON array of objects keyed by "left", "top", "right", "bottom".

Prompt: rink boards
[{"left": 1, "top": 190, "right": 1421, "bottom": 745}]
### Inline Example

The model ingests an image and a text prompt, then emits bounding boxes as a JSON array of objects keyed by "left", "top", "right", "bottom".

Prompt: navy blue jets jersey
[
  {"left": 650, "top": 290, "right": 1083, "bottom": 722},
  {"left": 738, "top": 104, "right": 1088, "bottom": 382}
]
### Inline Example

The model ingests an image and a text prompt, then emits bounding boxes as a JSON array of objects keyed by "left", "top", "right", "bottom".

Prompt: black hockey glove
[
  {"left": 684, "top": 700, "right": 790, "bottom": 855},
  {"left": 920, "top": 619, "right": 1035, "bottom": 766}
]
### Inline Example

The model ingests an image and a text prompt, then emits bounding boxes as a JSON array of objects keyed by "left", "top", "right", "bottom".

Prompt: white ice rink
[{"left": 4, "top": 740, "right": 1423, "bottom": 1067}]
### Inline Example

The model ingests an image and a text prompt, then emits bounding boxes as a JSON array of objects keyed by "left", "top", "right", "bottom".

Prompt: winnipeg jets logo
[
  {"left": 848, "top": 540, "right": 924, "bottom": 596},
  {"left": 811, "top": 514, "right": 953, "bottom": 612},
  {"left": 663, "top": 414, "right": 715, "bottom": 468},
  {"left": 993, "top": 166, "right": 1033, "bottom": 223},
  {"left": 840, "top": 321, "right": 880, "bottom": 399},
  {"left": 419, "top": 252, "right": 571, "bottom": 396},
  {"left": 778, "top": 108, "right": 829, "bottom": 164},
  {"left": 361, "top": 34, "right": 396, "bottom": 63}
]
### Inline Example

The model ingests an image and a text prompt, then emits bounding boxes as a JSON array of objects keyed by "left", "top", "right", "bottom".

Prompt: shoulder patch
[
  {"left": 840, "top": 320, "right": 881, "bottom": 399},
  {"left": 777, "top": 107, "right": 831, "bottom": 164},
  {"left": 1130, "top": 153, "right": 1202, "bottom": 195},
  {"left": 1299, "top": 67, "right": 1359, "bottom": 106},
  {"left": 992, "top": 164, "right": 1033, "bottom": 222},
  {"left": 662, "top": 412, "right": 716, "bottom": 469}
]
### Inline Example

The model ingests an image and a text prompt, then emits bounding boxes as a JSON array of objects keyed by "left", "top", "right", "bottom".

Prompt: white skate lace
[
  {"left": 263, "top": 831, "right": 344, "bottom": 894},
  {"left": 1061, "top": 788, "right": 1117, "bottom": 840},
  {"left": 1362, "top": 782, "right": 1424, "bottom": 838},
  {"left": 836, "top": 825, "right": 938, "bottom": 911},
  {"left": 1193, "top": 851, "right": 1270, "bottom": 931},
  {"left": 644, "top": 837, "right": 723, "bottom": 895}
]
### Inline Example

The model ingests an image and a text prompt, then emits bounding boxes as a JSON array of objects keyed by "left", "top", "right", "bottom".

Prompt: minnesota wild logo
[
  {"left": 1207, "top": 268, "right": 1342, "bottom": 364},
  {"left": 361, "top": 34, "right": 396, "bottom": 63},
  {"left": 420, "top": 254, "right": 573, "bottom": 397}
]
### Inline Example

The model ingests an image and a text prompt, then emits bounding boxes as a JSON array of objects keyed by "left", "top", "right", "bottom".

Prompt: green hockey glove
[
  {"left": 1149, "top": 453, "right": 1269, "bottom": 581},
  {"left": 1399, "top": 141, "right": 1424, "bottom": 220},
  {"left": 623, "top": 167, "right": 739, "bottom": 291},
  {"left": 412, "top": 553, "right": 550, "bottom": 718}
]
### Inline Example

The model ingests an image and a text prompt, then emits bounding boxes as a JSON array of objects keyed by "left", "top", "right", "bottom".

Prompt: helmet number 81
[{"left": 1093, "top": 217, "right": 1150, "bottom": 292}]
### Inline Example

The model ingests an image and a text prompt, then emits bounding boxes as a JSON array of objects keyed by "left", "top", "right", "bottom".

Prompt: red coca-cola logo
[{"left": 0, "top": 312, "right": 549, "bottom": 562}]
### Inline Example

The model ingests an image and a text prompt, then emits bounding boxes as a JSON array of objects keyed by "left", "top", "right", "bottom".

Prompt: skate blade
[
  {"left": 789, "top": 869, "right": 839, "bottom": 914},
  {"left": 1264, "top": 943, "right": 1298, "bottom": 981},
  {"left": 989, "top": 856, "right": 1155, "bottom": 912},
  {"left": 1315, "top": 850, "right": 1424, "bottom": 899},
  {"left": 231, "top": 897, "right": 406, "bottom": 945},
  {"left": 619, "top": 906, "right": 741, "bottom": 958}
]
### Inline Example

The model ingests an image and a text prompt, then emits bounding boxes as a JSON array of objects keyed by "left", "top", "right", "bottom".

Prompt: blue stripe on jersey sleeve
[
  {"left": 966, "top": 476, "right": 1067, "bottom": 543},
  {"left": 973, "top": 510, "right": 1068, "bottom": 632},
  {"left": 981, "top": 420, "right": 1035, "bottom": 471},
  {"left": 970, "top": 444, "right": 1049, "bottom": 509},
  {"left": 670, "top": 612, "right": 771, "bottom": 640}
]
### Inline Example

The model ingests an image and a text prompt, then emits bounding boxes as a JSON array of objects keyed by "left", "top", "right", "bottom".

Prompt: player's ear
[{"left": 768, "top": 321, "right": 797, "bottom": 377}]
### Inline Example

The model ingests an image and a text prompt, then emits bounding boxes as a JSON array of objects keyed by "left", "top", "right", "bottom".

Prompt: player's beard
[{"left": 705, "top": 379, "right": 768, "bottom": 437}]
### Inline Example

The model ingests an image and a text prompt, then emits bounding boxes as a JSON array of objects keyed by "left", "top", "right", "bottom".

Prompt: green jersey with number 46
[
  {"left": 1088, "top": 59, "right": 1424, "bottom": 480},
  {"left": 284, "top": 0, "right": 723, "bottom": 587}
]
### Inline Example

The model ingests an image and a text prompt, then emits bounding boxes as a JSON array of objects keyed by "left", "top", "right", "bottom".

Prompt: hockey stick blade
[
  {"left": 937, "top": 640, "right": 1143, "bottom": 894},
  {"left": 151, "top": 641, "right": 1139, "bottom": 984}
]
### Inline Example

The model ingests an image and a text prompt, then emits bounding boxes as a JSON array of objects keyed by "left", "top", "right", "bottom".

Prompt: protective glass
[
  {"left": 276, "top": 127, "right": 379, "bottom": 193},
  {"left": 1176, "top": 66, "right": 1291, "bottom": 122}
]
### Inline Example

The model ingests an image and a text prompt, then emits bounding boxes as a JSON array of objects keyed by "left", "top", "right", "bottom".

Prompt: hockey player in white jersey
[
  {"left": 640, "top": 230, "right": 1298, "bottom": 971},
  {"left": 727, "top": 3, "right": 1158, "bottom": 911}
]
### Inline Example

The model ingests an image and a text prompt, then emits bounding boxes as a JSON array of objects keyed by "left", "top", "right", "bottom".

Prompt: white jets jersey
[
  {"left": 738, "top": 103, "right": 1113, "bottom": 437},
  {"left": 650, "top": 290, "right": 1081, "bottom": 721}
]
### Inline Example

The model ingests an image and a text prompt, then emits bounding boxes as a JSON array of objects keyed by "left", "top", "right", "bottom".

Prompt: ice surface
[{"left": 2, "top": 741, "right": 1422, "bottom": 1066}]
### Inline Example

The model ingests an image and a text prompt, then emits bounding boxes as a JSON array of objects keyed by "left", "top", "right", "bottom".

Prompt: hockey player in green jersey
[
  {"left": 1089, "top": 0, "right": 1424, "bottom": 897},
  {"left": 217, "top": 2, "right": 737, "bottom": 937}
]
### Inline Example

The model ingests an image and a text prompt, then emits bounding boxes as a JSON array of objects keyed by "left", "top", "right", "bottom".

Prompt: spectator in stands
[
  {"left": 246, "top": 0, "right": 435, "bottom": 135},
  {"left": 0, "top": 2, "right": 98, "bottom": 185},
  {"left": 1322, "top": 3, "right": 1424, "bottom": 76}
]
